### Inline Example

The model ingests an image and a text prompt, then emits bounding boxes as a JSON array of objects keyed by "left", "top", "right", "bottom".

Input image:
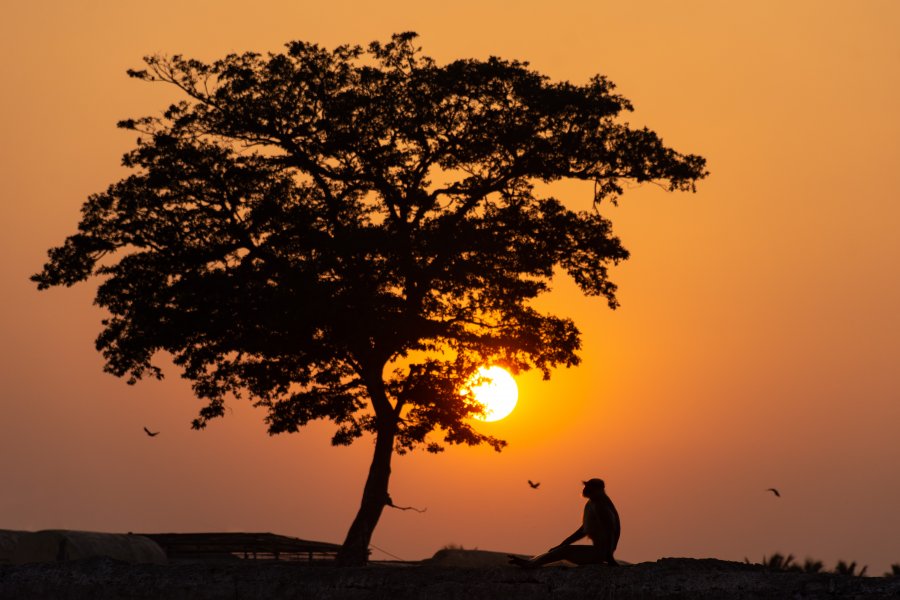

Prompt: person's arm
[
  {"left": 550, "top": 526, "right": 585, "bottom": 551},
  {"left": 509, "top": 525, "right": 586, "bottom": 567}
]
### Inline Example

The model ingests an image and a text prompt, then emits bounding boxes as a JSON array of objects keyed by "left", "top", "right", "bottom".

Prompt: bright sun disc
[{"left": 468, "top": 366, "right": 518, "bottom": 422}]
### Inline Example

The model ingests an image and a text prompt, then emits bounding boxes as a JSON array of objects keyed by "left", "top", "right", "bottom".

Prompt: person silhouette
[{"left": 510, "top": 478, "right": 620, "bottom": 567}]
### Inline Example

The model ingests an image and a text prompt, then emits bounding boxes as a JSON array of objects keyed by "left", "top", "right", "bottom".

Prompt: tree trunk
[{"left": 335, "top": 422, "right": 396, "bottom": 566}]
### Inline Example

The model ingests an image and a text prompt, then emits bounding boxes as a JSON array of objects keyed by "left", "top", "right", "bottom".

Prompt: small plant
[
  {"left": 801, "top": 558, "right": 824, "bottom": 573},
  {"left": 440, "top": 544, "right": 465, "bottom": 551},
  {"left": 884, "top": 564, "right": 900, "bottom": 578},
  {"left": 759, "top": 553, "right": 797, "bottom": 571},
  {"left": 749, "top": 553, "right": 826, "bottom": 574},
  {"left": 834, "top": 560, "right": 867, "bottom": 577}
]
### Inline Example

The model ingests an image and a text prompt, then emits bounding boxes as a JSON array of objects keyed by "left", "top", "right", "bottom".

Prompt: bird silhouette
[
  {"left": 766, "top": 488, "right": 781, "bottom": 497},
  {"left": 527, "top": 480, "right": 540, "bottom": 489},
  {"left": 143, "top": 427, "right": 160, "bottom": 437}
]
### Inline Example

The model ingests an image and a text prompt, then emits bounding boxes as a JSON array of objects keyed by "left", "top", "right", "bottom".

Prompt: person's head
[{"left": 582, "top": 478, "right": 606, "bottom": 500}]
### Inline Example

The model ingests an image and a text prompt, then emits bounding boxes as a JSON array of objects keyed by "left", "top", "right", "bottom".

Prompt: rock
[
  {"left": 0, "top": 531, "right": 25, "bottom": 564},
  {"left": 11, "top": 530, "right": 167, "bottom": 565},
  {"left": 424, "top": 548, "right": 528, "bottom": 568}
]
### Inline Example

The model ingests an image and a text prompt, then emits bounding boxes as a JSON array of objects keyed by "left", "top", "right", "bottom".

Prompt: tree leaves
[{"left": 33, "top": 32, "right": 707, "bottom": 453}]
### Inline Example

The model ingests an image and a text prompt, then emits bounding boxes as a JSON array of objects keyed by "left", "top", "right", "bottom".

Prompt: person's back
[{"left": 582, "top": 478, "right": 620, "bottom": 564}]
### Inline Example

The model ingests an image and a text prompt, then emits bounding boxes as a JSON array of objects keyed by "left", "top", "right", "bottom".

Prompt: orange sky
[{"left": 2, "top": 1, "right": 899, "bottom": 572}]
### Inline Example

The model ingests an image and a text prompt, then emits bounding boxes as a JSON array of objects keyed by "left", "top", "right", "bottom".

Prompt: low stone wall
[{"left": 1, "top": 557, "right": 898, "bottom": 600}]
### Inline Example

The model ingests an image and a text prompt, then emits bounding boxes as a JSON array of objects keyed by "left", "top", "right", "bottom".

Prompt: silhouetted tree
[{"left": 32, "top": 33, "right": 707, "bottom": 565}]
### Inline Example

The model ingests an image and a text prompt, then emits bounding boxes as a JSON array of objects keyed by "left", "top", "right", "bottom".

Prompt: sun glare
[{"left": 468, "top": 366, "right": 519, "bottom": 422}]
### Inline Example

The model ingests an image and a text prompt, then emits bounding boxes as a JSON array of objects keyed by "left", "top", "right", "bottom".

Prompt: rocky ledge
[{"left": 2, "top": 557, "right": 899, "bottom": 599}]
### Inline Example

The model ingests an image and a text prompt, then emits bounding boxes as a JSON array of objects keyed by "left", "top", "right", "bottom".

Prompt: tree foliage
[{"left": 33, "top": 32, "right": 706, "bottom": 563}]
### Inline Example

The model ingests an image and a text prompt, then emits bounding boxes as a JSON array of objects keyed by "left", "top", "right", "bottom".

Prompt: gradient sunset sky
[{"left": 2, "top": 1, "right": 899, "bottom": 572}]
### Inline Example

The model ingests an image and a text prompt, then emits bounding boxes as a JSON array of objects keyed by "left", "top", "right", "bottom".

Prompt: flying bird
[
  {"left": 528, "top": 480, "right": 541, "bottom": 489},
  {"left": 766, "top": 488, "right": 780, "bottom": 497},
  {"left": 143, "top": 427, "right": 160, "bottom": 437}
]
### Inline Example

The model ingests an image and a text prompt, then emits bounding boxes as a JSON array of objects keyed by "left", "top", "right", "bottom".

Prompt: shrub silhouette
[
  {"left": 800, "top": 558, "right": 824, "bottom": 573},
  {"left": 834, "top": 560, "right": 867, "bottom": 577},
  {"left": 754, "top": 553, "right": 796, "bottom": 571}
]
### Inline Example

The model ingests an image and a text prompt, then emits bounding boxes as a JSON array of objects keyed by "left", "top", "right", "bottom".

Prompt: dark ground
[{"left": 2, "top": 557, "right": 900, "bottom": 600}]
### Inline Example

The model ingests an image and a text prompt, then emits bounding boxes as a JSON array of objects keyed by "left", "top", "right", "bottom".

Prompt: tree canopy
[{"left": 33, "top": 32, "right": 707, "bottom": 564}]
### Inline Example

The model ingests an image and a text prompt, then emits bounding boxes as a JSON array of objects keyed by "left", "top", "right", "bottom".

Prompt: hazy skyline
[{"left": 2, "top": 1, "right": 899, "bottom": 572}]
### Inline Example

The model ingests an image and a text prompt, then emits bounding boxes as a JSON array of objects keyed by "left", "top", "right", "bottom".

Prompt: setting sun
[{"left": 468, "top": 366, "right": 519, "bottom": 422}]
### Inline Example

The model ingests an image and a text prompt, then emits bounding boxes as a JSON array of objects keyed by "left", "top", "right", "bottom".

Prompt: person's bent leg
[
  {"left": 557, "top": 545, "right": 605, "bottom": 566},
  {"left": 511, "top": 545, "right": 604, "bottom": 568},
  {"left": 509, "top": 546, "right": 571, "bottom": 568}
]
